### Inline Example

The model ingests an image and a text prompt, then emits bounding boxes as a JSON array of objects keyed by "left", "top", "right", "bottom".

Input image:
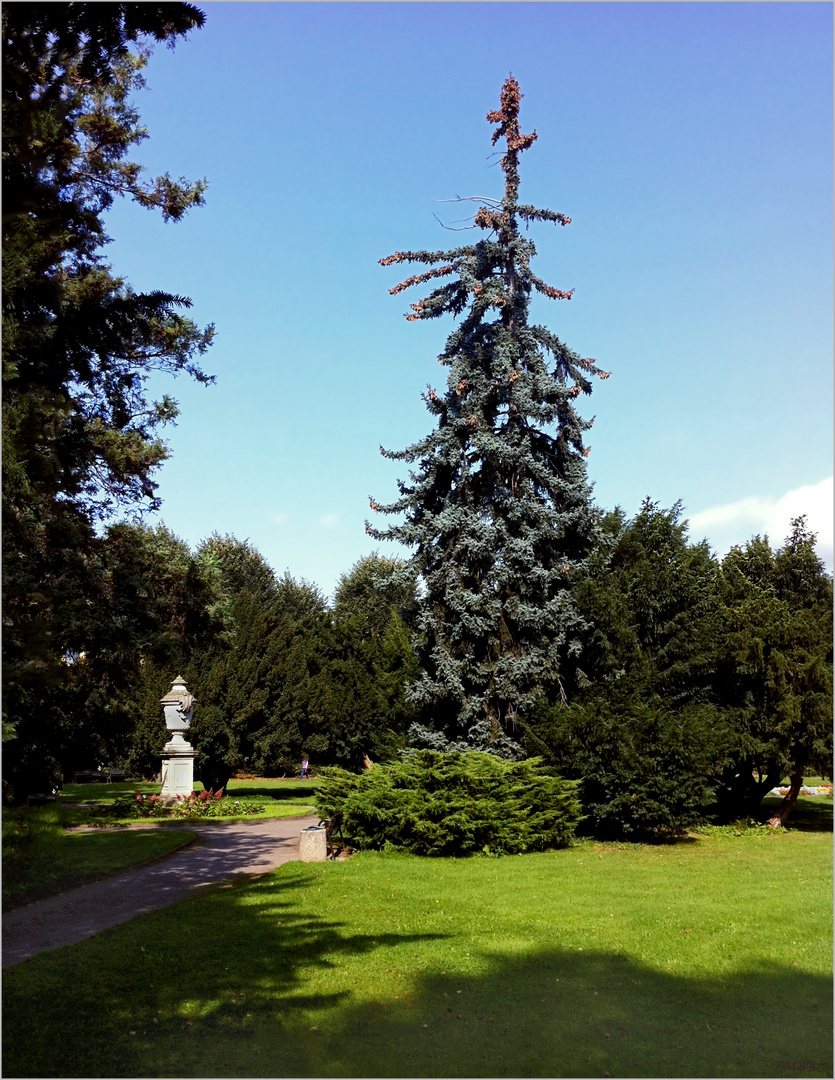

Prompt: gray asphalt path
[{"left": 2, "top": 814, "right": 319, "bottom": 968}]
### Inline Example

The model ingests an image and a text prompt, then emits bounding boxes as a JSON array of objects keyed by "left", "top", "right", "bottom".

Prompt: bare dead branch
[
  {"left": 435, "top": 195, "right": 502, "bottom": 206},
  {"left": 432, "top": 213, "right": 478, "bottom": 232}
]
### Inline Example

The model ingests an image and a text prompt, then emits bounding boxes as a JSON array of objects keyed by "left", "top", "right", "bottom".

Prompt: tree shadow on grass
[
  {"left": 305, "top": 949, "right": 832, "bottom": 1080},
  {"left": 3, "top": 867, "right": 831, "bottom": 1080},
  {"left": 1, "top": 868, "right": 449, "bottom": 1078},
  {"left": 759, "top": 797, "right": 833, "bottom": 833}
]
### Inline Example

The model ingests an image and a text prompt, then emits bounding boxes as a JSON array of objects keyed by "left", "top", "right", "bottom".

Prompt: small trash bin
[{"left": 299, "top": 825, "right": 327, "bottom": 863}]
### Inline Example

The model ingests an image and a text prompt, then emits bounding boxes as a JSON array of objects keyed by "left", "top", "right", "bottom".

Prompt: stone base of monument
[
  {"left": 299, "top": 825, "right": 327, "bottom": 862},
  {"left": 160, "top": 736, "right": 197, "bottom": 798}
]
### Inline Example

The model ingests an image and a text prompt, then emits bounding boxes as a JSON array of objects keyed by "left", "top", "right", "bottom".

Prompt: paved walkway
[{"left": 2, "top": 814, "right": 319, "bottom": 969}]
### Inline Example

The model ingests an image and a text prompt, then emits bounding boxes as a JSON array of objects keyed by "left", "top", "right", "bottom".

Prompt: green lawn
[
  {"left": 59, "top": 778, "right": 318, "bottom": 826},
  {"left": 60, "top": 777, "right": 320, "bottom": 802},
  {"left": 3, "top": 808, "right": 831, "bottom": 1079},
  {"left": 2, "top": 805, "right": 196, "bottom": 911}
]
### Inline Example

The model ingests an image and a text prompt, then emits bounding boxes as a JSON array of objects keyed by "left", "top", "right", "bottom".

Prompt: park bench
[
  {"left": 318, "top": 814, "right": 345, "bottom": 858},
  {"left": 74, "top": 769, "right": 104, "bottom": 784},
  {"left": 73, "top": 768, "right": 125, "bottom": 783}
]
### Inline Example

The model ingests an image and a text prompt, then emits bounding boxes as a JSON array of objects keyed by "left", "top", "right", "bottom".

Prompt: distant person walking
[{"left": 300, "top": 758, "right": 309, "bottom": 779}]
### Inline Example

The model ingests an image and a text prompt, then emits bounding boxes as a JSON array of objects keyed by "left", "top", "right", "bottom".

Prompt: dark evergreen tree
[
  {"left": 333, "top": 553, "right": 418, "bottom": 638},
  {"left": 250, "top": 563, "right": 418, "bottom": 774},
  {"left": 3, "top": 521, "right": 221, "bottom": 800},
  {"left": 523, "top": 499, "right": 729, "bottom": 839},
  {"left": 574, "top": 499, "right": 724, "bottom": 701},
  {"left": 136, "top": 540, "right": 418, "bottom": 781},
  {"left": 369, "top": 77, "right": 608, "bottom": 753},
  {"left": 321, "top": 554, "right": 420, "bottom": 764},
  {"left": 145, "top": 536, "right": 288, "bottom": 788},
  {"left": 525, "top": 690, "right": 726, "bottom": 841},
  {"left": 3, "top": 2, "right": 212, "bottom": 526},
  {"left": 2, "top": 4, "right": 213, "bottom": 792},
  {"left": 716, "top": 517, "right": 833, "bottom": 824}
]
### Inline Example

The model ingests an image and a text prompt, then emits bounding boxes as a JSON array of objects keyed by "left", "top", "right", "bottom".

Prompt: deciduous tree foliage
[
  {"left": 369, "top": 77, "right": 606, "bottom": 754},
  {"left": 2, "top": 4, "right": 213, "bottom": 796}
]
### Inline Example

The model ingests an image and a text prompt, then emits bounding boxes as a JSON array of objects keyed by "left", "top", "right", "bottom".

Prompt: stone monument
[{"left": 159, "top": 675, "right": 197, "bottom": 798}]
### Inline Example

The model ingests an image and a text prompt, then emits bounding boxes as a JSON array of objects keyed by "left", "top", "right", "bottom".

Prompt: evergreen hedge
[
  {"left": 525, "top": 693, "right": 727, "bottom": 839},
  {"left": 316, "top": 750, "right": 582, "bottom": 856}
]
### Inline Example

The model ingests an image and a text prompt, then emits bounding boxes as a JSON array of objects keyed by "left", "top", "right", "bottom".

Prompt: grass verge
[
  {"left": 3, "top": 812, "right": 831, "bottom": 1078},
  {"left": 59, "top": 778, "right": 318, "bottom": 826},
  {"left": 3, "top": 805, "right": 195, "bottom": 911},
  {"left": 60, "top": 778, "right": 320, "bottom": 802}
]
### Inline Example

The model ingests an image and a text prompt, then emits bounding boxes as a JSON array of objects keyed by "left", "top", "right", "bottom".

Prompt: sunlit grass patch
[
  {"left": 4, "top": 827, "right": 831, "bottom": 1078},
  {"left": 60, "top": 778, "right": 319, "bottom": 826}
]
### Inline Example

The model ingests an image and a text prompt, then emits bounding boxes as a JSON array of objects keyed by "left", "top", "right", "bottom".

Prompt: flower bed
[
  {"left": 89, "top": 789, "right": 266, "bottom": 821},
  {"left": 767, "top": 785, "right": 833, "bottom": 797}
]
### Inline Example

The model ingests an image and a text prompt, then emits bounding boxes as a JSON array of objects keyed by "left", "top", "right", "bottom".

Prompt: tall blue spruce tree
[{"left": 368, "top": 77, "right": 609, "bottom": 756}]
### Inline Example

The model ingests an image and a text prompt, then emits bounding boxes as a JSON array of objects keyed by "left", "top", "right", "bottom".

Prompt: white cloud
[
  {"left": 316, "top": 512, "right": 340, "bottom": 529},
  {"left": 689, "top": 477, "right": 833, "bottom": 569},
  {"left": 268, "top": 511, "right": 291, "bottom": 526}
]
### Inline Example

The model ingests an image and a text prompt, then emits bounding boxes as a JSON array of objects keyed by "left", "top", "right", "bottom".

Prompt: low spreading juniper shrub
[{"left": 316, "top": 750, "right": 582, "bottom": 856}]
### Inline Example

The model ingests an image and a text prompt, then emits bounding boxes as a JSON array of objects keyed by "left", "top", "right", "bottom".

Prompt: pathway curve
[{"left": 2, "top": 813, "right": 319, "bottom": 969}]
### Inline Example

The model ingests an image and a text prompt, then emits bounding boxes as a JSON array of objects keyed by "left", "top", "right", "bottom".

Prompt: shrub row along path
[{"left": 2, "top": 813, "right": 319, "bottom": 969}]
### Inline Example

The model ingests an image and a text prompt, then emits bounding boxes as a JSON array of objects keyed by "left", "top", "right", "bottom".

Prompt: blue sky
[{"left": 104, "top": 1, "right": 833, "bottom": 597}]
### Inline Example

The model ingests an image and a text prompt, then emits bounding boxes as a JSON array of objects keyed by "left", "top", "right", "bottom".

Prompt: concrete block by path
[{"left": 299, "top": 825, "right": 327, "bottom": 862}]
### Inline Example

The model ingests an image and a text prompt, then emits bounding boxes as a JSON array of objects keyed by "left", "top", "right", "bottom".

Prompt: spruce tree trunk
[{"left": 766, "top": 769, "right": 803, "bottom": 828}]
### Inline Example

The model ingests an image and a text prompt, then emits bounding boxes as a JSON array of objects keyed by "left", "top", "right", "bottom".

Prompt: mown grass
[
  {"left": 4, "top": 805, "right": 831, "bottom": 1079},
  {"left": 60, "top": 777, "right": 320, "bottom": 802},
  {"left": 2, "top": 805, "right": 195, "bottom": 911},
  {"left": 59, "top": 778, "right": 318, "bottom": 826}
]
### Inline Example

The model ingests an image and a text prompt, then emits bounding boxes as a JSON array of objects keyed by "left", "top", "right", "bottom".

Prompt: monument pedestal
[{"left": 160, "top": 732, "right": 197, "bottom": 798}]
